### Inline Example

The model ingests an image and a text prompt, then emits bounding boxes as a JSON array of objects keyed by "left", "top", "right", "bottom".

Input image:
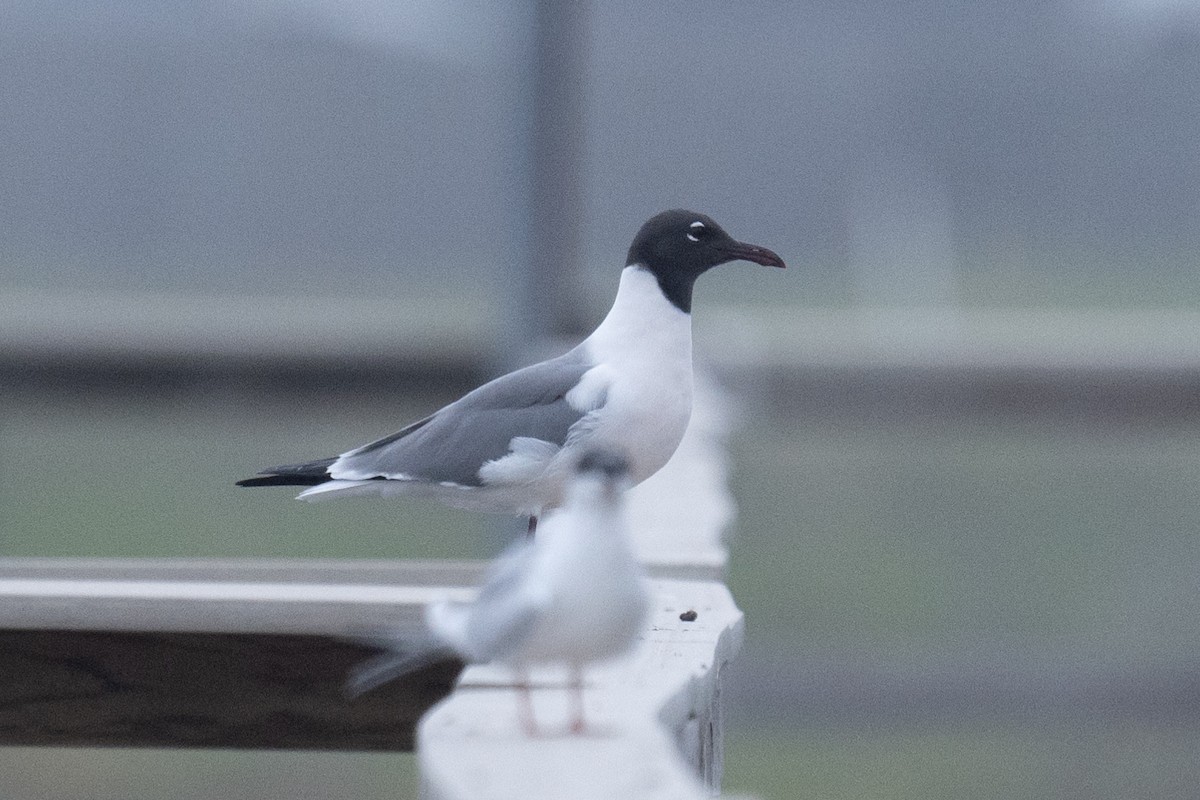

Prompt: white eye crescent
[{"left": 687, "top": 221, "right": 706, "bottom": 242}]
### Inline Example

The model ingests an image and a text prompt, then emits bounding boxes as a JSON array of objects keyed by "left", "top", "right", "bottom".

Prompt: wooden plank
[
  {"left": 0, "top": 558, "right": 487, "bottom": 586},
  {"left": 0, "top": 558, "right": 483, "bottom": 634},
  {"left": 0, "top": 559, "right": 475, "bottom": 751},
  {"left": 0, "top": 630, "right": 461, "bottom": 751}
]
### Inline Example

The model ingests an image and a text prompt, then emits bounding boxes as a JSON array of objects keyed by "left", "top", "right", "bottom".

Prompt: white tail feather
[{"left": 296, "top": 480, "right": 377, "bottom": 501}]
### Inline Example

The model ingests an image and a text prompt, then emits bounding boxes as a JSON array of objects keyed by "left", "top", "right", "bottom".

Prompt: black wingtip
[
  {"left": 236, "top": 457, "right": 337, "bottom": 488},
  {"left": 235, "top": 474, "right": 328, "bottom": 488}
]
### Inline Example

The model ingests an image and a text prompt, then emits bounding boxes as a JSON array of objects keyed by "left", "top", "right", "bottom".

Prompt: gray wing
[
  {"left": 332, "top": 348, "right": 599, "bottom": 487},
  {"left": 459, "top": 538, "right": 548, "bottom": 663}
]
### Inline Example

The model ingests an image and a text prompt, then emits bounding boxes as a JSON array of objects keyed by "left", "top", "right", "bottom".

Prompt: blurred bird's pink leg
[
  {"left": 568, "top": 665, "right": 586, "bottom": 735},
  {"left": 515, "top": 668, "right": 539, "bottom": 736}
]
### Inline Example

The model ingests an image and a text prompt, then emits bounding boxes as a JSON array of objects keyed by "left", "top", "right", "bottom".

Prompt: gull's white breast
[{"left": 575, "top": 266, "right": 694, "bottom": 484}]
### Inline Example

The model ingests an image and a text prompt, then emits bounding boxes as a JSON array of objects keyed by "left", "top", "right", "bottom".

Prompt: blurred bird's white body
[
  {"left": 346, "top": 451, "right": 650, "bottom": 735},
  {"left": 427, "top": 469, "right": 650, "bottom": 668}
]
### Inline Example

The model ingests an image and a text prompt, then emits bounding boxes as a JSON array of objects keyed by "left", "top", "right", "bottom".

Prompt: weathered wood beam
[
  {"left": 0, "top": 559, "right": 476, "bottom": 751},
  {"left": 0, "top": 629, "right": 461, "bottom": 751}
]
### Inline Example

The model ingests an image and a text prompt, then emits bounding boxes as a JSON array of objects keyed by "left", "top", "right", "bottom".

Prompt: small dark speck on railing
[{"left": 679, "top": 610, "right": 698, "bottom": 622}]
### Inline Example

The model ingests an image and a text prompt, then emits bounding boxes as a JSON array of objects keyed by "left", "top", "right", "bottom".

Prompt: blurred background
[{"left": 2, "top": 1, "right": 1200, "bottom": 798}]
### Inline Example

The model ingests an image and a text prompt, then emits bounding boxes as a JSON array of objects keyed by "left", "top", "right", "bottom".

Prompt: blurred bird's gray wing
[
  {"left": 330, "top": 349, "right": 602, "bottom": 488},
  {"left": 457, "top": 539, "right": 549, "bottom": 663}
]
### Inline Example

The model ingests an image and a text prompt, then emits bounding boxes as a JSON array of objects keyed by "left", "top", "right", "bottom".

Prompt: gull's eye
[{"left": 686, "top": 221, "right": 708, "bottom": 243}]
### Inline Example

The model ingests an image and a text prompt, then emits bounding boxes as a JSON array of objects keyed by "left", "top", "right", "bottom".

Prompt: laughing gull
[
  {"left": 237, "top": 209, "right": 784, "bottom": 532},
  {"left": 346, "top": 449, "right": 649, "bottom": 736}
]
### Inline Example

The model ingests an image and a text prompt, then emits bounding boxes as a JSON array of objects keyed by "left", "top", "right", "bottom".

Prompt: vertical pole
[
  {"left": 526, "top": 0, "right": 588, "bottom": 341},
  {"left": 499, "top": 0, "right": 588, "bottom": 370}
]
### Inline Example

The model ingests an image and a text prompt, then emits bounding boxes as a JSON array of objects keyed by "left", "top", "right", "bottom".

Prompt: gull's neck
[{"left": 586, "top": 266, "right": 693, "bottom": 360}]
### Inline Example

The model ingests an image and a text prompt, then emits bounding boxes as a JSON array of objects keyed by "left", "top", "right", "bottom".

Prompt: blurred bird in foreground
[
  {"left": 237, "top": 210, "right": 784, "bottom": 535},
  {"left": 347, "top": 449, "right": 649, "bottom": 736}
]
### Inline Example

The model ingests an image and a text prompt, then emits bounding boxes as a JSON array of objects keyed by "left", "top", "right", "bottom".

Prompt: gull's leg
[
  {"left": 568, "top": 665, "right": 586, "bottom": 735},
  {"left": 515, "top": 667, "right": 539, "bottom": 736},
  {"left": 526, "top": 516, "right": 538, "bottom": 538}
]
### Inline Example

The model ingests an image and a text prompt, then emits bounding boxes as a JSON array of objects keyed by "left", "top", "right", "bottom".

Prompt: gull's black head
[{"left": 625, "top": 209, "right": 785, "bottom": 313}]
